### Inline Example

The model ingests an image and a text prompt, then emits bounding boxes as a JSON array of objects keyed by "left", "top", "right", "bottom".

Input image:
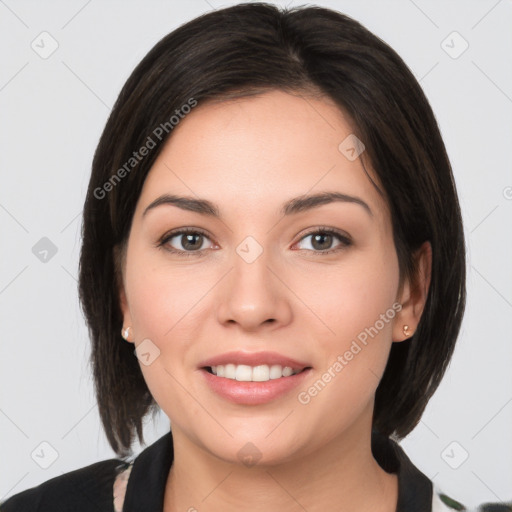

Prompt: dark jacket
[{"left": 0, "top": 430, "right": 503, "bottom": 511}]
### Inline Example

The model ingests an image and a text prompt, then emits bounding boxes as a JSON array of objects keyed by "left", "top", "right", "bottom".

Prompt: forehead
[{"left": 136, "top": 90, "right": 388, "bottom": 220}]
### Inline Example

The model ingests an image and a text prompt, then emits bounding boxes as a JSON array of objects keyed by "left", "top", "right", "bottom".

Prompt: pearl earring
[
  {"left": 403, "top": 325, "right": 412, "bottom": 337},
  {"left": 121, "top": 326, "right": 132, "bottom": 341}
]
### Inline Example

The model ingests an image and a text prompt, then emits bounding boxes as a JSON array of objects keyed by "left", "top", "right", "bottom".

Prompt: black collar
[{"left": 123, "top": 430, "right": 432, "bottom": 512}]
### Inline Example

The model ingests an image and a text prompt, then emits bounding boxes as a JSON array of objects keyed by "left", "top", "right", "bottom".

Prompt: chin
[{"left": 213, "top": 442, "right": 301, "bottom": 468}]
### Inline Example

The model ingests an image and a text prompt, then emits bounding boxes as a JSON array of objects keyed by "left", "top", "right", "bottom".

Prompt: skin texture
[{"left": 119, "top": 90, "right": 431, "bottom": 512}]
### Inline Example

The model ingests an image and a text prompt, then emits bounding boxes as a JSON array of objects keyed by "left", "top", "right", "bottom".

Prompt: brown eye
[
  {"left": 159, "top": 228, "right": 213, "bottom": 255},
  {"left": 295, "top": 228, "right": 352, "bottom": 254}
]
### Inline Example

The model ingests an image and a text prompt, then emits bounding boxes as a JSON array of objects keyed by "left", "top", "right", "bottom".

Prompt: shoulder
[
  {"left": 374, "top": 432, "right": 512, "bottom": 512},
  {"left": 0, "top": 457, "right": 127, "bottom": 512}
]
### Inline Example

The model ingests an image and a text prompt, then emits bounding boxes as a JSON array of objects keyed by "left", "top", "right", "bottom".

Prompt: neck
[{"left": 163, "top": 413, "right": 398, "bottom": 512}]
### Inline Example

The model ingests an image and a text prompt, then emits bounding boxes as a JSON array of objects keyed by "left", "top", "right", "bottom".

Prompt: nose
[{"left": 216, "top": 245, "right": 293, "bottom": 332}]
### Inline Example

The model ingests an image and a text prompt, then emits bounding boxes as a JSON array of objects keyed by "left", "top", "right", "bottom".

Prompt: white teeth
[
  {"left": 235, "top": 364, "right": 253, "bottom": 382},
  {"left": 252, "top": 365, "right": 270, "bottom": 382},
  {"left": 209, "top": 364, "right": 300, "bottom": 382},
  {"left": 269, "top": 364, "right": 283, "bottom": 379},
  {"left": 282, "top": 366, "right": 293, "bottom": 377},
  {"left": 224, "top": 363, "right": 236, "bottom": 379}
]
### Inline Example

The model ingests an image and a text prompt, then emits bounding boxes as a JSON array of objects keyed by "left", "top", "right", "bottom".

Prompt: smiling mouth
[{"left": 203, "top": 364, "right": 311, "bottom": 382}]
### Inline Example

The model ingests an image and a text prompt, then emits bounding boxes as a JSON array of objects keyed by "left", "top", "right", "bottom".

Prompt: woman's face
[{"left": 120, "top": 89, "right": 412, "bottom": 465}]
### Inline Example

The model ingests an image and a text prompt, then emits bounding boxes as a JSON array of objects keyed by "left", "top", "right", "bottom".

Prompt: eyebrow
[{"left": 142, "top": 191, "right": 373, "bottom": 219}]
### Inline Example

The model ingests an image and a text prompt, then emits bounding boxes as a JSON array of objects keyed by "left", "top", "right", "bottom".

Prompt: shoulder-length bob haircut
[{"left": 78, "top": 2, "right": 466, "bottom": 457}]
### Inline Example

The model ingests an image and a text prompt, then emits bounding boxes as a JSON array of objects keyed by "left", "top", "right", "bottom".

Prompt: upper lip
[{"left": 199, "top": 351, "right": 311, "bottom": 372}]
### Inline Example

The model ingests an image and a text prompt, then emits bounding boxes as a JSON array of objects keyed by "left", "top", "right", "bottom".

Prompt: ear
[
  {"left": 393, "top": 241, "right": 432, "bottom": 342},
  {"left": 114, "top": 244, "right": 134, "bottom": 344}
]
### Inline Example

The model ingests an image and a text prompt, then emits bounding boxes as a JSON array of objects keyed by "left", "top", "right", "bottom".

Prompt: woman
[{"left": 2, "top": 3, "right": 506, "bottom": 511}]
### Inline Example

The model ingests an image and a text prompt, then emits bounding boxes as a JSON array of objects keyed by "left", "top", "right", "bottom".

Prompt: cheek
[
  {"left": 305, "top": 250, "right": 399, "bottom": 342},
  {"left": 293, "top": 253, "right": 400, "bottom": 431},
  {"left": 125, "top": 264, "right": 199, "bottom": 421},
  {"left": 123, "top": 247, "right": 213, "bottom": 401},
  {"left": 301, "top": 248, "right": 400, "bottom": 399},
  {"left": 124, "top": 242, "right": 203, "bottom": 340}
]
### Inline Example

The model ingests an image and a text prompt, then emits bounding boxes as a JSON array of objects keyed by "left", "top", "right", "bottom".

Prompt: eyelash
[{"left": 156, "top": 226, "right": 352, "bottom": 257}]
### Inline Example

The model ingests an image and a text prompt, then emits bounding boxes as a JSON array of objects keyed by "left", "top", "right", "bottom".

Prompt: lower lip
[{"left": 200, "top": 368, "right": 312, "bottom": 405}]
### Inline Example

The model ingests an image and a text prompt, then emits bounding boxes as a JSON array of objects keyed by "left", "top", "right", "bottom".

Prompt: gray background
[{"left": 1, "top": 0, "right": 511, "bottom": 507}]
